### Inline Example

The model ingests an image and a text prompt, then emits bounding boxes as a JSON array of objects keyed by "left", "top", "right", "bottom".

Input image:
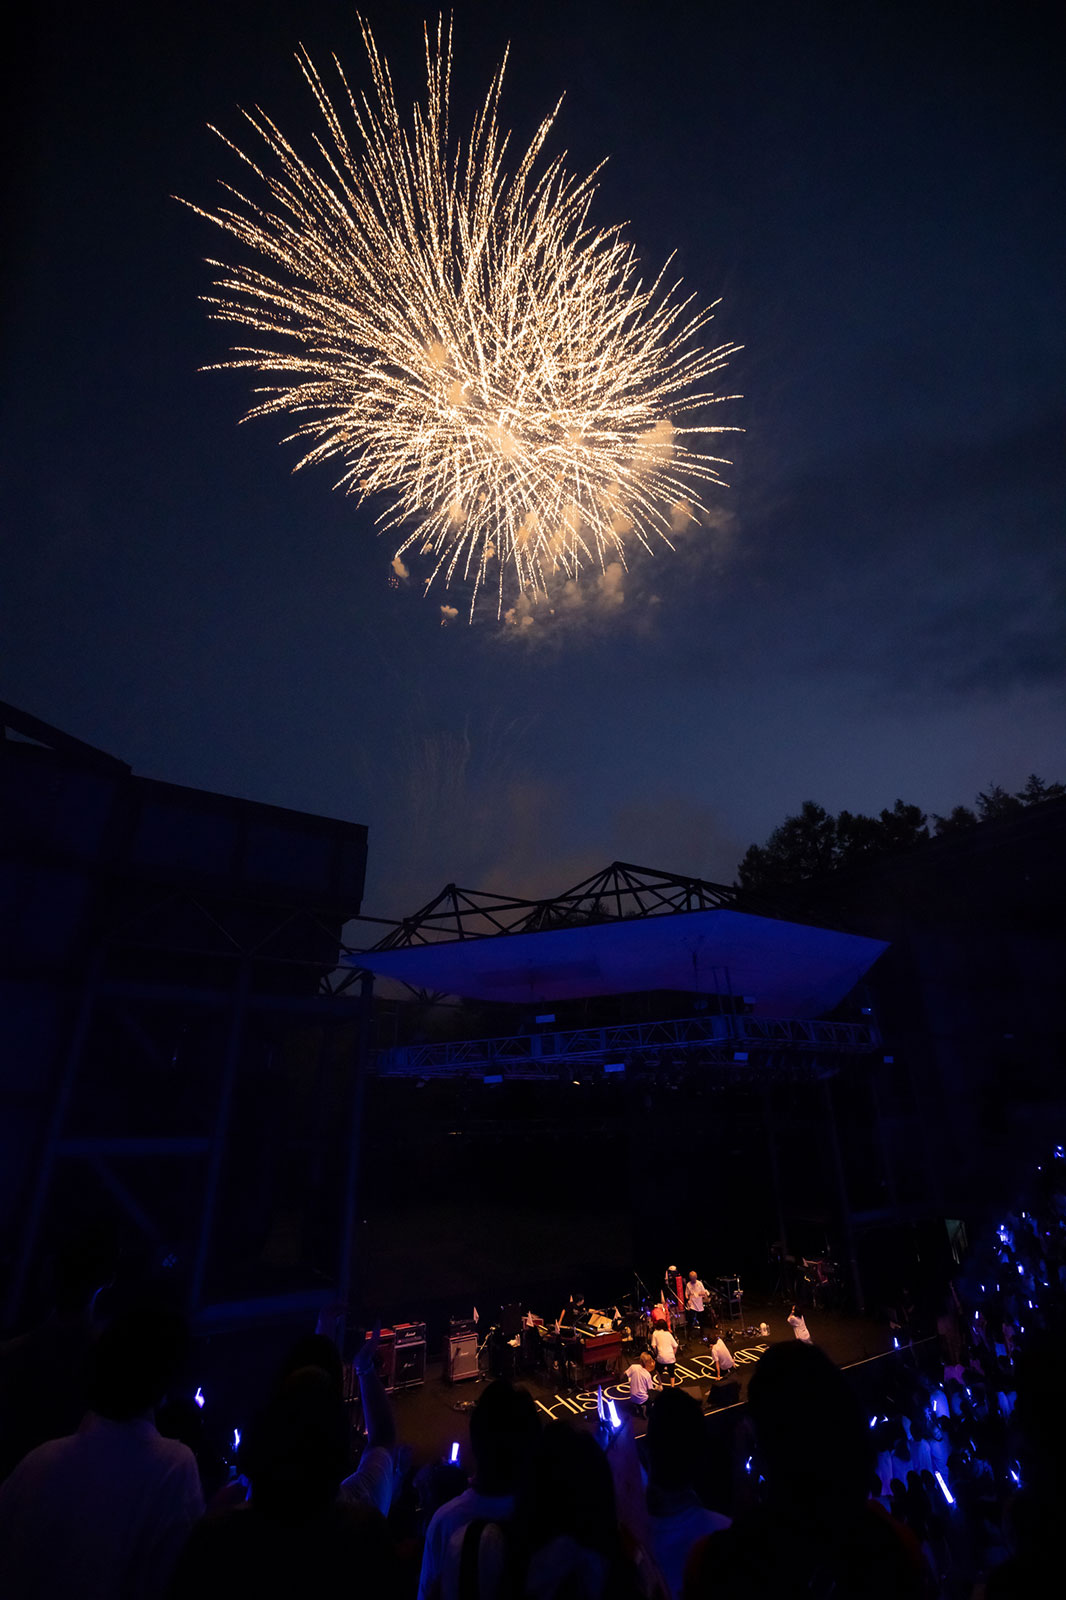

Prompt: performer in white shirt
[
  {"left": 787, "top": 1305, "right": 812, "bottom": 1342},
  {"left": 625, "top": 1350, "right": 658, "bottom": 1414},
  {"left": 709, "top": 1334, "right": 735, "bottom": 1377},
  {"left": 684, "top": 1271, "right": 710, "bottom": 1338},
  {"left": 651, "top": 1323, "right": 679, "bottom": 1386}
]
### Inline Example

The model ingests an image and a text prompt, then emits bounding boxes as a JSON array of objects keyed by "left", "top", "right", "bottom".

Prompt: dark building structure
[{"left": 1, "top": 703, "right": 370, "bottom": 1332}]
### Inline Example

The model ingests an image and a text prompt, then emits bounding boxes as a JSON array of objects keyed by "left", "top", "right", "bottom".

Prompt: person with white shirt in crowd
[
  {"left": 418, "top": 1379, "right": 540, "bottom": 1600},
  {"left": 0, "top": 1304, "right": 203, "bottom": 1600},
  {"left": 684, "top": 1271, "right": 711, "bottom": 1339},
  {"left": 787, "top": 1305, "right": 812, "bottom": 1342},
  {"left": 709, "top": 1333, "right": 736, "bottom": 1378},
  {"left": 625, "top": 1350, "right": 659, "bottom": 1416},
  {"left": 645, "top": 1387, "right": 731, "bottom": 1600},
  {"left": 651, "top": 1321, "right": 680, "bottom": 1386}
]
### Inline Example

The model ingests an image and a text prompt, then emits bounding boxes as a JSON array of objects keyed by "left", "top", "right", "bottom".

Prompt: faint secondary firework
[{"left": 187, "top": 18, "right": 740, "bottom": 618}]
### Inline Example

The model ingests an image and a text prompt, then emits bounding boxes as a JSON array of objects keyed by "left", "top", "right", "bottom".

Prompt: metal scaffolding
[
  {"left": 376, "top": 1012, "right": 882, "bottom": 1080},
  {"left": 373, "top": 861, "right": 749, "bottom": 949}
]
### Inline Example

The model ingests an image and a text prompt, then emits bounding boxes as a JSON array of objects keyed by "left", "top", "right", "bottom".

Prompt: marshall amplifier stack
[
  {"left": 392, "top": 1321, "right": 427, "bottom": 1389},
  {"left": 446, "top": 1316, "right": 480, "bottom": 1383}
]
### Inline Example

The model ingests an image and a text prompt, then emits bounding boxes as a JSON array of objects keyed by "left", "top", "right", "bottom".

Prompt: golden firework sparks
[{"left": 185, "top": 17, "right": 741, "bottom": 618}]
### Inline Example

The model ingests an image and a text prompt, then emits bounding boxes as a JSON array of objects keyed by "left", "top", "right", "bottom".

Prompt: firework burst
[{"left": 186, "top": 18, "right": 740, "bottom": 617}]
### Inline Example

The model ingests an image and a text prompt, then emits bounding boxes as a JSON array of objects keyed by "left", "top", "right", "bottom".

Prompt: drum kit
[{"left": 629, "top": 1271, "right": 737, "bottom": 1334}]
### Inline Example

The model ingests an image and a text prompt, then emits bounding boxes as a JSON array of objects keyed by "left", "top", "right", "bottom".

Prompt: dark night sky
[{"left": 3, "top": 0, "right": 1063, "bottom": 912}]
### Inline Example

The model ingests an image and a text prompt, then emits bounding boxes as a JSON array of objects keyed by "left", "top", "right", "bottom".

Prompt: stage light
[
  {"left": 883, "top": 1055, "right": 895, "bottom": 1064},
  {"left": 535, "top": 1014, "right": 556, "bottom": 1024},
  {"left": 194, "top": 1387, "right": 205, "bottom": 1409},
  {"left": 483, "top": 1074, "right": 503, "bottom": 1085},
  {"left": 604, "top": 1062, "right": 625, "bottom": 1074},
  {"left": 733, "top": 1051, "right": 749, "bottom": 1062}
]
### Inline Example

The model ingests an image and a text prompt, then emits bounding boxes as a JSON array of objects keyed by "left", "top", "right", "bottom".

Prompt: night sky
[{"left": 4, "top": 0, "right": 1063, "bottom": 914}]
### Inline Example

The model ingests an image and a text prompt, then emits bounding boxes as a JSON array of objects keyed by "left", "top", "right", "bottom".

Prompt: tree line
[{"left": 736, "top": 775, "right": 1065, "bottom": 894}]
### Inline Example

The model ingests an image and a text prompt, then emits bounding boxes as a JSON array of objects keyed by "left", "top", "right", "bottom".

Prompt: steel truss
[
  {"left": 372, "top": 861, "right": 748, "bottom": 950},
  {"left": 376, "top": 1012, "right": 882, "bottom": 1080}
]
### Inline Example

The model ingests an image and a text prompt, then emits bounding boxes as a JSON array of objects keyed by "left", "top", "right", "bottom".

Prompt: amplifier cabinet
[
  {"left": 363, "top": 1327, "right": 396, "bottom": 1393},
  {"left": 394, "top": 1321, "right": 427, "bottom": 1346},
  {"left": 446, "top": 1331, "right": 480, "bottom": 1383},
  {"left": 393, "top": 1340, "right": 426, "bottom": 1389}
]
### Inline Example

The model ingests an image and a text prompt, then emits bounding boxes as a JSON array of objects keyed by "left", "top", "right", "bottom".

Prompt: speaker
[
  {"left": 394, "top": 1340, "right": 426, "bottom": 1388},
  {"left": 680, "top": 1383, "right": 705, "bottom": 1406},
  {"left": 709, "top": 1379, "right": 741, "bottom": 1408},
  {"left": 364, "top": 1328, "right": 396, "bottom": 1393},
  {"left": 446, "top": 1332, "right": 480, "bottom": 1382}
]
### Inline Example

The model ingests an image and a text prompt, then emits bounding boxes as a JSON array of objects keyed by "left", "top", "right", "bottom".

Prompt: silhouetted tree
[
  {"left": 931, "top": 805, "right": 978, "bottom": 836},
  {"left": 737, "top": 778, "right": 1062, "bottom": 891},
  {"left": 976, "top": 783, "right": 1025, "bottom": 821},
  {"left": 1017, "top": 773, "right": 1065, "bottom": 805}
]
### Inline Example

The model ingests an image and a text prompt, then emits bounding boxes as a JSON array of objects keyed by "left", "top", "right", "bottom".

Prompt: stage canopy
[{"left": 353, "top": 869, "right": 887, "bottom": 1018}]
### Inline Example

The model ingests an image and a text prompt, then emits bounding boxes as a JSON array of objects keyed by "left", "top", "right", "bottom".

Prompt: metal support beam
[
  {"left": 4, "top": 953, "right": 103, "bottom": 1328},
  {"left": 822, "top": 1077, "right": 864, "bottom": 1312},
  {"left": 761, "top": 1083, "right": 789, "bottom": 1260},
  {"left": 188, "top": 960, "right": 250, "bottom": 1315},
  {"left": 58, "top": 1137, "right": 210, "bottom": 1156},
  {"left": 87, "top": 1156, "right": 162, "bottom": 1242},
  {"left": 337, "top": 970, "right": 374, "bottom": 1336}
]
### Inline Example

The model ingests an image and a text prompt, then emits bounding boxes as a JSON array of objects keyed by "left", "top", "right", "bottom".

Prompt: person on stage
[
  {"left": 787, "top": 1305, "right": 812, "bottom": 1342},
  {"left": 684, "top": 1271, "right": 710, "bottom": 1338},
  {"left": 625, "top": 1350, "right": 658, "bottom": 1416},
  {"left": 709, "top": 1333, "right": 735, "bottom": 1378},
  {"left": 651, "top": 1321, "right": 679, "bottom": 1386},
  {"left": 559, "top": 1293, "right": 587, "bottom": 1330}
]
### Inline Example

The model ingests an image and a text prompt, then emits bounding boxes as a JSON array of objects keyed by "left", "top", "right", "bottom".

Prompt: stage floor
[{"left": 386, "top": 1299, "right": 894, "bottom": 1467}]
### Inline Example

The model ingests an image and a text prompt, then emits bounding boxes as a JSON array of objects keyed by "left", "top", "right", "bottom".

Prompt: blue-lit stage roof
[{"left": 355, "top": 907, "right": 887, "bottom": 1017}]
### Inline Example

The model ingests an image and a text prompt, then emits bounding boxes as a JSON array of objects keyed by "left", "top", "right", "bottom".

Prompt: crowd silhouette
[{"left": 2, "top": 1146, "right": 1063, "bottom": 1599}]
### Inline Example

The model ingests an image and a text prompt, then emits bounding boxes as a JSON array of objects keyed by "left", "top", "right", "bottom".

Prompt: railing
[{"left": 374, "top": 1012, "right": 882, "bottom": 1078}]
